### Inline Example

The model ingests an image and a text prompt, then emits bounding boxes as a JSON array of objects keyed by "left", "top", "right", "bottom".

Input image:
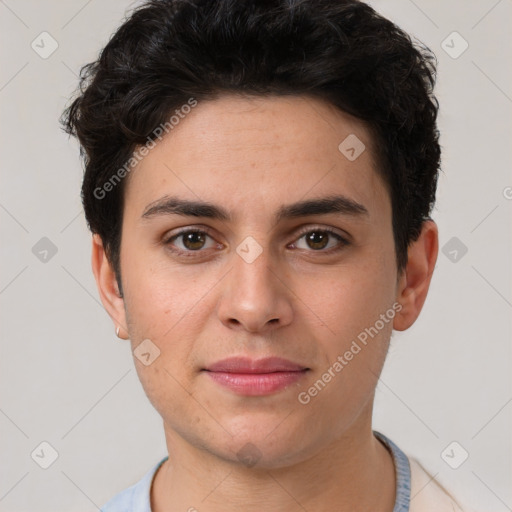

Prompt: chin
[{"left": 205, "top": 417, "right": 318, "bottom": 470}]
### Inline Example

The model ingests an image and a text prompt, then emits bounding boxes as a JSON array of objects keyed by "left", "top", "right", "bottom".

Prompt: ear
[
  {"left": 91, "top": 234, "right": 129, "bottom": 339},
  {"left": 393, "top": 220, "right": 438, "bottom": 331}
]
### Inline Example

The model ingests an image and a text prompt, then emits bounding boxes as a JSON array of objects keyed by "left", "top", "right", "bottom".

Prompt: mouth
[{"left": 202, "top": 357, "right": 310, "bottom": 396}]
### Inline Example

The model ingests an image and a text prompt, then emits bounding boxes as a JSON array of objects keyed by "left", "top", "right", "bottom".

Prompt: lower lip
[{"left": 204, "top": 370, "right": 308, "bottom": 395}]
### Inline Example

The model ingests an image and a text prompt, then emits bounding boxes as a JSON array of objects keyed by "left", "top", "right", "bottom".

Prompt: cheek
[
  {"left": 296, "top": 276, "right": 396, "bottom": 429},
  {"left": 296, "top": 250, "right": 397, "bottom": 402},
  {"left": 120, "top": 248, "right": 220, "bottom": 383},
  {"left": 121, "top": 272, "right": 203, "bottom": 424},
  {"left": 121, "top": 248, "right": 205, "bottom": 338},
  {"left": 296, "top": 256, "right": 397, "bottom": 342}
]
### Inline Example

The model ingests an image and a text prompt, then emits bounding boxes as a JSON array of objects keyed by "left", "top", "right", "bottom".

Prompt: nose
[{"left": 216, "top": 242, "right": 294, "bottom": 334}]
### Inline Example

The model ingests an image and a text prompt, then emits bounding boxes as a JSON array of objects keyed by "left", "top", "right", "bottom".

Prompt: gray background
[{"left": 1, "top": 0, "right": 511, "bottom": 510}]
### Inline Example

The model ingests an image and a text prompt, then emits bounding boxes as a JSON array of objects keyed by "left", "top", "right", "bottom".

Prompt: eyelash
[{"left": 163, "top": 226, "right": 350, "bottom": 257}]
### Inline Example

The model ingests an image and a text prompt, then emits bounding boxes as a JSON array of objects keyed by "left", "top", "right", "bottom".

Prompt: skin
[{"left": 92, "top": 94, "right": 438, "bottom": 511}]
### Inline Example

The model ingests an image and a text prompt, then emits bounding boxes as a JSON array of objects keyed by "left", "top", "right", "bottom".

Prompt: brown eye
[
  {"left": 292, "top": 228, "right": 349, "bottom": 252},
  {"left": 304, "top": 231, "right": 329, "bottom": 250},
  {"left": 165, "top": 229, "right": 217, "bottom": 253},
  {"left": 181, "top": 231, "right": 207, "bottom": 250}
]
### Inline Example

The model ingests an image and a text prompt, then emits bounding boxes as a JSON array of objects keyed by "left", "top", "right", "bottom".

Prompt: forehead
[{"left": 123, "top": 94, "right": 389, "bottom": 222}]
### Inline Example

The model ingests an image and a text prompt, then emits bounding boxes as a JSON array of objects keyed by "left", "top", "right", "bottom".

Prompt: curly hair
[{"left": 61, "top": 0, "right": 440, "bottom": 286}]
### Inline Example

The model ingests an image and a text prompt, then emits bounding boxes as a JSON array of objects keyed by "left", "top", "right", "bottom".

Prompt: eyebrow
[{"left": 141, "top": 194, "right": 369, "bottom": 225}]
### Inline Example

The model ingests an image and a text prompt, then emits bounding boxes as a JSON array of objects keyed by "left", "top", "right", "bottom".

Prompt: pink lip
[{"left": 203, "top": 357, "right": 309, "bottom": 396}]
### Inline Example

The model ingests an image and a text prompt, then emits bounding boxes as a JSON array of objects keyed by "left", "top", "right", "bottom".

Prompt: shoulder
[
  {"left": 408, "top": 457, "right": 475, "bottom": 512},
  {"left": 374, "top": 431, "right": 476, "bottom": 512},
  {"left": 101, "top": 484, "right": 136, "bottom": 512},
  {"left": 101, "top": 457, "right": 168, "bottom": 512}
]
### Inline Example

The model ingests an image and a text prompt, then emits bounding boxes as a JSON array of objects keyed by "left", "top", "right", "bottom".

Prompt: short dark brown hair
[{"left": 61, "top": 0, "right": 440, "bottom": 287}]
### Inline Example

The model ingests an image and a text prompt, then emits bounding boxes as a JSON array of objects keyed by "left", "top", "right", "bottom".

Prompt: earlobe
[
  {"left": 393, "top": 220, "right": 438, "bottom": 331},
  {"left": 91, "top": 234, "right": 129, "bottom": 339}
]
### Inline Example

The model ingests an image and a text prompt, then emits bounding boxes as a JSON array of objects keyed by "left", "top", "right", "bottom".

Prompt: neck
[{"left": 151, "top": 420, "right": 396, "bottom": 512}]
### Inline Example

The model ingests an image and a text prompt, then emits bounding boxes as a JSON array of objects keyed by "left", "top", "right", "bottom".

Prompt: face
[{"left": 99, "top": 95, "right": 414, "bottom": 468}]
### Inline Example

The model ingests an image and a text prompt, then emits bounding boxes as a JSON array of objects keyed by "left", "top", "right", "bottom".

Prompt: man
[{"left": 61, "top": 0, "right": 472, "bottom": 510}]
